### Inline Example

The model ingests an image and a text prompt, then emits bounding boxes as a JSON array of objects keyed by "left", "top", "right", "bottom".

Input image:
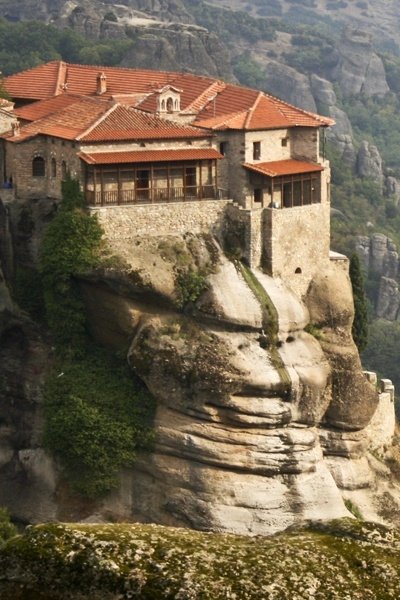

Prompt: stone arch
[
  {"left": 32, "top": 156, "right": 45, "bottom": 177},
  {"left": 166, "top": 97, "right": 174, "bottom": 113}
]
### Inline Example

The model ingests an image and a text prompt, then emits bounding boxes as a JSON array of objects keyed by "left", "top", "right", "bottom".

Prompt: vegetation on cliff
[
  {"left": 349, "top": 253, "right": 369, "bottom": 353},
  {"left": 0, "top": 509, "right": 16, "bottom": 546},
  {"left": 39, "top": 179, "right": 155, "bottom": 497},
  {"left": 1, "top": 519, "right": 400, "bottom": 599}
]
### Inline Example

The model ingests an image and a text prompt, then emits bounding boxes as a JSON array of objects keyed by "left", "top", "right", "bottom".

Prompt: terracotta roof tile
[
  {"left": 195, "top": 90, "right": 334, "bottom": 130},
  {"left": 4, "top": 61, "right": 334, "bottom": 133},
  {"left": 80, "top": 104, "right": 210, "bottom": 141},
  {"left": 14, "top": 94, "right": 84, "bottom": 122},
  {"left": 4, "top": 61, "right": 66, "bottom": 100},
  {"left": 78, "top": 148, "right": 223, "bottom": 165},
  {"left": 243, "top": 159, "right": 324, "bottom": 177},
  {"left": 6, "top": 98, "right": 211, "bottom": 144},
  {"left": 5, "top": 96, "right": 112, "bottom": 142}
]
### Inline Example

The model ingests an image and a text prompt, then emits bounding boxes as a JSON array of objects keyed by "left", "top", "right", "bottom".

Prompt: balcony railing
[{"left": 86, "top": 185, "right": 229, "bottom": 207}]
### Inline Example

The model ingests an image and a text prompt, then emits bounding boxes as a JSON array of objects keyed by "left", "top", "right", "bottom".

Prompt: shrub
[
  {"left": 43, "top": 346, "right": 155, "bottom": 497},
  {"left": 176, "top": 270, "right": 208, "bottom": 307},
  {"left": 0, "top": 508, "right": 17, "bottom": 544}
]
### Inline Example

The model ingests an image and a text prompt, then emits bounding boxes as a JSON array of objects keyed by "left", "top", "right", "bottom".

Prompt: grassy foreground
[{"left": 0, "top": 519, "right": 400, "bottom": 599}]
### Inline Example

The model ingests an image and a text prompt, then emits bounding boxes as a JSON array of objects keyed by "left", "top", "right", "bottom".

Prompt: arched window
[
  {"left": 161, "top": 99, "right": 166, "bottom": 111},
  {"left": 32, "top": 156, "right": 45, "bottom": 177},
  {"left": 166, "top": 97, "right": 174, "bottom": 113},
  {"left": 61, "top": 161, "right": 67, "bottom": 180},
  {"left": 51, "top": 158, "right": 56, "bottom": 178}
]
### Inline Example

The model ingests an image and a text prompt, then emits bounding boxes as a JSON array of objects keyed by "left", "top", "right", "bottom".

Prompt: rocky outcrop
[
  {"left": 355, "top": 233, "right": 400, "bottom": 320},
  {"left": 262, "top": 61, "right": 317, "bottom": 112},
  {"left": 310, "top": 74, "right": 355, "bottom": 165},
  {"left": 0, "top": 194, "right": 398, "bottom": 533},
  {"left": 356, "top": 140, "right": 384, "bottom": 185},
  {"left": 3, "top": 519, "right": 400, "bottom": 600},
  {"left": 120, "top": 25, "right": 232, "bottom": 78},
  {"left": 0, "top": 268, "right": 57, "bottom": 523},
  {"left": 331, "top": 27, "right": 389, "bottom": 97}
]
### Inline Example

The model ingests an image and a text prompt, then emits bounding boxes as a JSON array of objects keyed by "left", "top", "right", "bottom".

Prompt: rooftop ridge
[
  {"left": 244, "top": 91, "right": 264, "bottom": 130},
  {"left": 54, "top": 61, "right": 67, "bottom": 96},
  {"left": 182, "top": 80, "right": 227, "bottom": 114},
  {"left": 262, "top": 89, "right": 334, "bottom": 126},
  {"left": 76, "top": 102, "right": 119, "bottom": 141}
]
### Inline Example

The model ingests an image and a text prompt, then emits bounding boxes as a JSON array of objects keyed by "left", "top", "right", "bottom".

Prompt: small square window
[
  {"left": 253, "top": 141, "right": 261, "bottom": 160},
  {"left": 281, "top": 138, "right": 288, "bottom": 147}
]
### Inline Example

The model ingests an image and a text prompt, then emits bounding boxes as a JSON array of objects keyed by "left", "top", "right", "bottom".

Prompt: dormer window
[{"left": 156, "top": 85, "right": 182, "bottom": 114}]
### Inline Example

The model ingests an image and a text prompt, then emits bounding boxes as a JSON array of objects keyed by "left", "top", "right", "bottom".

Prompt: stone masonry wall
[
  {"left": 363, "top": 372, "right": 396, "bottom": 452},
  {"left": 263, "top": 202, "right": 331, "bottom": 297},
  {"left": 91, "top": 200, "right": 231, "bottom": 240},
  {"left": 291, "top": 128, "right": 320, "bottom": 162},
  {"left": 6, "top": 136, "right": 80, "bottom": 199}
]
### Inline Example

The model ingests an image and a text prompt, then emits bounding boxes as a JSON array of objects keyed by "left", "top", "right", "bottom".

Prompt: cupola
[{"left": 156, "top": 85, "right": 183, "bottom": 115}]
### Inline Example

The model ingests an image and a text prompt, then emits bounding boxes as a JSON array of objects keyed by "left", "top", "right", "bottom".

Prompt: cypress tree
[{"left": 349, "top": 252, "right": 369, "bottom": 353}]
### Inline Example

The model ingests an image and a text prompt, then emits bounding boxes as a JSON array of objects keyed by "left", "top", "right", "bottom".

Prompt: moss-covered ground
[{"left": 1, "top": 519, "right": 400, "bottom": 599}]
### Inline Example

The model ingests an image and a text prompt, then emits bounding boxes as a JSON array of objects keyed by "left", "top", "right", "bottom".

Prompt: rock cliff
[
  {"left": 1, "top": 195, "right": 398, "bottom": 535},
  {"left": 356, "top": 233, "right": 400, "bottom": 321}
]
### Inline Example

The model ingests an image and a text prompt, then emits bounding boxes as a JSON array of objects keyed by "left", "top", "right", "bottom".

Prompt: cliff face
[{"left": 0, "top": 195, "right": 399, "bottom": 533}]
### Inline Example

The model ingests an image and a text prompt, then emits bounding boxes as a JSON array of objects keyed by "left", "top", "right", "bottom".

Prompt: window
[
  {"left": 32, "top": 156, "right": 45, "bottom": 177},
  {"left": 51, "top": 158, "right": 56, "bottom": 178},
  {"left": 253, "top": 141, "right": 261, "bottom": 160},
  {"left": 61, "top": 161, "right": 67, "bottom": 180},
  {"left": 219, "top": 141, "right": 228, "bottom": 155},
  {"left": 166, "top": 97, "right": 174, "bottom": 113},
  {"left": 281, "top": 138, "right": 288, "bottom": 147},
  {"left": 254, "top": 188, "right": 262, "bottom": 203}
]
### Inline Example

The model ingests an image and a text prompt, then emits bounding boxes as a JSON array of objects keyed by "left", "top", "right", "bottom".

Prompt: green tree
[
  {"left": 349, "top": 253, "right": 369, "bottom": 352},
  {"left": 39, "top": 177, "right": 103, "bottom": 351}
]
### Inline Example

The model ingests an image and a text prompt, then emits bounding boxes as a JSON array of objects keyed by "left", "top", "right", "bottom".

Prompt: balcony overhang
[
  {"left": 243, "top": 159, "right": 324, "bottom": 178},
  {"left": 79, "top": 148, "right": 223, "bottom": 165}
]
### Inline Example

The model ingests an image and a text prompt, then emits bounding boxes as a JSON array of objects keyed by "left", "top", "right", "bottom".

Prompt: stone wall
[
  {"left": 291, "top": 128, "right": 320, "bottom": 162},
  {"left": 363, "top": 372, "right": 396, "bottom": 452},
  {"left": 263, "top": 202, "right": 331, "bottom": 297},
  {"left": 215, "top": 131, "right": 247, "bottom": 204},
  {"left": 6, "top": 136, "right": 80, "bottom": 199},
  {"left": 91, "top": 199, "right": 231, "bottom": 240}
]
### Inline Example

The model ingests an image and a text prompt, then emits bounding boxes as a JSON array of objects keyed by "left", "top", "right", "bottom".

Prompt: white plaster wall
[{"left": 244, "top": 129, "right": 291, "bottom": 163}]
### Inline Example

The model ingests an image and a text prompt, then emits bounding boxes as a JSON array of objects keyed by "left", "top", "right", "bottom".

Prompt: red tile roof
[
  {"left": 5, "top": 61, "right": 65, "bottom": 100},
  {"left": 14, "top": 93, "right": 84, "bottom": 122},
  {"left": 5, "top": 98, "right": 211, "bottom": 144},
  {"left": 243, "top": 159, "right": 324, "bottom": 177},
  {"left": 4, "top": 61, "right": 334, "bottom": 131},
  {"left": 5, "top": 96, "right": 112, "bottom": 142},
  {"left": 78, "top": 148, "right": 223, "bottom": 165},
  {"left": 79, "top": 104, "right": 210, "bottom": 142},
  {"left": 195, "top": 92, "right": 334, "bottom": 130}
]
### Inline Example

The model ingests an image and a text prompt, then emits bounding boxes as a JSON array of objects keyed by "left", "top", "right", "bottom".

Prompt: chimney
[
  {"left": 96, "top": 72, "right": 107, "bottom": 95},
  {"left": 12, "top": 120, "right": 20, "bottom": 137}
]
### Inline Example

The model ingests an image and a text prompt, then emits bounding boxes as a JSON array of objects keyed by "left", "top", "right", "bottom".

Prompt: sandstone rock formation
[
  {"left": 355, "top": 233, "right": 400, "bottom": 321},
  {"left": 0, "top": 195, "right": 399, "bottom": 533},
  {"left": 330, "top": 27, "right": 389, "bottom": 97},
  {"left": 356, "top": 140, "right": 384, "bottom": 185},
  {"left": 76, "top": 231, "right": 396, "bottom": 534},
  {"left": 0, "top": 267, "right": 58, "bottom": 523}
]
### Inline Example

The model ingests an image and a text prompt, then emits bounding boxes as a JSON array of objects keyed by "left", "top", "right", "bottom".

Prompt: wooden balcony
[{"left": 85, "top": 185, "right": 228, "bottom": 207}]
